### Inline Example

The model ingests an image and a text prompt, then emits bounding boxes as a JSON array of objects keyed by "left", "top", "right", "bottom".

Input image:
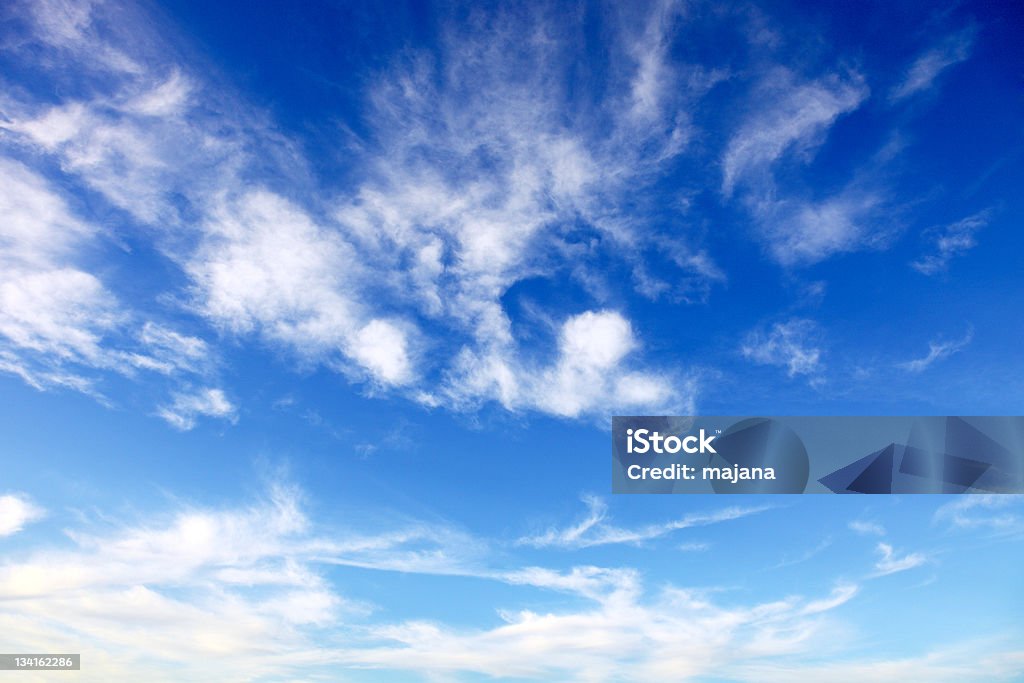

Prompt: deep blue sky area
[{"left": 0, "top": 1, "right": 1022, "bottom": 681}]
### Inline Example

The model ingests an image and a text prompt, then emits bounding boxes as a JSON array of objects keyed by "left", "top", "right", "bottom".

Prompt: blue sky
[{"left": 1, "top": 0, "right": 1023, "bottom": 680}]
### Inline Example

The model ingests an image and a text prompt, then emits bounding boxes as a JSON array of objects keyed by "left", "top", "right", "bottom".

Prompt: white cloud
[
  {"left": 0, "top": 156, "right": 215, "bottom": 408},
  {"left": 897, "top": 327, "right": 973, "bottom": 373},
  {"left": 187, "top": 192, "right": 358, "bottom": 341},
  {"left": 754, "top": 190, "right": 884, "bottom": 266},
  {"left": 0, "top": 493, "right": 45, "bottom": 537},
  {"left": 561, "top": 310, "right": 637, "bottom": 368},
  {"left": 1, "top": 64, "right": 259, "bottom": 228},
  {"left": 722, "top": 69, "right": 868, "bottom": 196},
  {"left": 848, "top": 520, "right": 886, "bottom": 536},
  {"left": 741, "top": 319, "right": 823, "bottom": 378},
  {"left": 446, "top": 310, "right": 687, "bottom": 417},
  {"left": 911, "top": 210, "right": 989, "bottom": 275},
  {"left": 323, "top": 7, "right": 725, "bottom": 412},
  {"left": 732, "top": 643, "right": 1024, "bottom": 683},
  {"left": 185, "top": 191, "right": 419, "bottom": 387},
  {"left": 0, "top": 157, "right": 93, "bottom": 265},
  {"left": 157, "top": 387, "right": 237, "bottom": 430},
  {"left": 872, "top": 542, "right": 927, "bottom": 577},
  {"left": 0, "top": 157, "right": 142, "bottom": 392},
  {"left": 1, "top": 483, "right": 1020, "bottom": 682},
  {"left": 349, "top": 319, "right": 414, "bottom": 386},
  {"left": 3, "top": 0, "right": 711, "bottom": 420},
  {"left": 934, "top": 495, "right": 1023, "bottom": 535},
  {"left": 678, "top": 541, "right": 711, "bottom": 552},
  {"left": 0, "top": 158, "right": 120, "bottom": 368},
  {"left": 125, "top": 69, "right": 193, "bottom": 116},
  {"left": 334, "top": 6, "right": 707, "bottom": 329},
  {"left": 517, "top": 494, "right": 768, "bottom": 549},
  {"left": 0, "top": 484, "right": 351, "bottom": 682},
  {"left": 18, "top": 0, "right": 144, "bottom": 74},
  {"left": 1, "top": 267, "right": 122, "bottom": 364},
  {"left": 719, "top": 69, "right": 889, "bottom": 266},
  {"left": 340, "top": 578, "right": 861, "bottom": 681},
  {"left": 890, "top": 28, "right": 975, "bottom": 102},
  {"left": 129, "top": 322, "right": 210, "bottom": 375},
  {"left": 0, "top": 482, "right": 486, "bottom": 682}
]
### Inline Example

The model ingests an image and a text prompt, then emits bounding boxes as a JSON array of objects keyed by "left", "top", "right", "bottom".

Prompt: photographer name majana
[{"left": 623, "top": 427, "right": 776, "bottom": 483}]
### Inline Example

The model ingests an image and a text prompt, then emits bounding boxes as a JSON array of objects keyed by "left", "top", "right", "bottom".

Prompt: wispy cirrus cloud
[
  {"left": 911, "top": 210, "right": 990, "bottom": 275},
  {"left": 157, "top": 387, "right": 237, "bottom": 431},
  {"left": 768, "top": 536, "right": 833, "bottom": 570},
  {"left": 872, "top": 542, "right": 927, "bottom": 577},
  {"left": 0, "top": 156, "right": 221, "bottom": 411},
  {"left": 722, "top": 68, "right": 868, "bottom": 196},
  {"left": 890, "top": 28, "right": 976, "bottom": 102},
  {"left": 340, "top": 580, "right": 861, "bottom": 681},
  {"left": 516, "top": 494, "right": 768, "bottom": 549},
  {"left": 935, "top": 495, "right": 1024, "bottom": 536},
  {"left": 740, "top": 318, "right": 824, "bottom": 379},
  {"left": 0, "top": 158, "right": 122, "bottom": 378},
  {"left": 720, "top": 67, "right": 895, "bottom": 267},
  {"left": 849, "top": 520, "right": 886, "bottom": 536},
  {"left": 897, "top": 327, "right": 973, "bottom": 373},
  {"left": 0, "top": 481, "right": 491, "bottom": 682},
  {"left": 751, "top": 189, "right": 885, "bottom": 267}
]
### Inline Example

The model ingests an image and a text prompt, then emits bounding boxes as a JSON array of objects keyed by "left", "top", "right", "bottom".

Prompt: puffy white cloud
[
  {"left": 186, "top": 191, "right": 417, "bottom": 387},
  {"left": 446, "top": 310, "right": 687, "bottom": 417},
  {"left": 188, "top": 192, "right": 359, "bottom": 341},
  {"left": 0, "top": 493, "right": 45, "bottom": 537},
  {"left": 349, "top": 319, "right": 414, "bottom": 386}
]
